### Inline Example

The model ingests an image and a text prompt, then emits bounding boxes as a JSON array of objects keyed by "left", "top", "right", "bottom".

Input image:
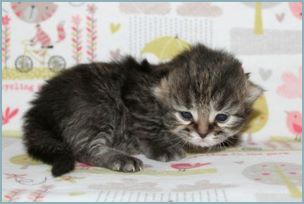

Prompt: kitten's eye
[
  {"left": 215, "top": 114, "right": 229, "bottom": 123},
  {"left": 179, "top": 111, "right": 193, "bottom": 121}
]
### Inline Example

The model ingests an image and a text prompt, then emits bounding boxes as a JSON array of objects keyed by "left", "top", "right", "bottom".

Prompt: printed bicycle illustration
[{"left": 15, "top": 40, "right": 66, "bottom": 73}]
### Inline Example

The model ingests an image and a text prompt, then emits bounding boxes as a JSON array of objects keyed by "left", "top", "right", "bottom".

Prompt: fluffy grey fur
[{"left": 22, "top": 44, "right": 263, "bottom": 176}]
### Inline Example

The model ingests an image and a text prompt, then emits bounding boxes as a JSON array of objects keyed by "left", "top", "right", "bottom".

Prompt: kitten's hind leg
[
  {"left": 23, "top": 121, "right": 75, "bottom": 177},
  {"left": 65, "top": 104, "right": 143, "bottom": 172},
  {"left": 78, "top": 144, "right": 143, "bottom": 172}
]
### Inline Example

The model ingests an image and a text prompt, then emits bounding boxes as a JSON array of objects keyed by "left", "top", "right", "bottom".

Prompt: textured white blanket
[{"left": 2, "top": 137, "right": 302, "bottom": 202}]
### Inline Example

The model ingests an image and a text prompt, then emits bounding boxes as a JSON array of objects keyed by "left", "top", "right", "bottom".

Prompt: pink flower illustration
[
  {"left": 5, "top": 173, "right": 27, "bottom": 180},
  {"left": 2, "top": 15, "right": 10, "bottom": 25},
  {"left": 28, "top": 185, "right": 53, "bottom": 202},
  {"left": 72, "top": 15, "right": 81, "bottom": 25},
  {"left": 86, "top": 4, "right": 98, "bottom": 62},
  {"left": 71, "top": 15, "right": 83, "bottom": 64},
  {"left": 2, "top": 15, "right": 10, "bottom": 69},
  {"left": 87, "top": 4, "right": 97, "bottom": 14},
  {"left": 171, "top": 162, "right": 211, "bottom": 171},
  {"left": 3, "top": 189, "right": 25, "bottom": 202},
  {"left": 277, "top": 67, "right": 302, "bottom": 99},
  {"left": 2, "top": 107, "right": 19, "bottom": 125}
]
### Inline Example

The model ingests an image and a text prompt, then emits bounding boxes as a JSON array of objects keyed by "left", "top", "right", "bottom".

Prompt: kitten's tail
[{"left": 23, "top": 120, "right": 75, "bottom": 177}]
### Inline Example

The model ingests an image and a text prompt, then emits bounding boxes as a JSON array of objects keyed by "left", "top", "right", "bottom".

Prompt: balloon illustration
[
  {"left": 141, "top": 36, "right": 190, "bottom": 62},
  {"left": 243, "top": 162, "right": 302, "bottom": 199}
]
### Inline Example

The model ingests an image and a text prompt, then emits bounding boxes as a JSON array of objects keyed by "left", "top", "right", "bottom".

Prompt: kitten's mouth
[
  {"left": 180, "top": 131, "right": 228, "bottom": 148},
  {"left": 193, "top": 140, "right": 217, "bottom": 148}
]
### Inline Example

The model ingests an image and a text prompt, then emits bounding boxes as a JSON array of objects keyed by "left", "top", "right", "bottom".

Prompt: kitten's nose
[
  {"left": 197, "top": 120, "right": 209, "bottom": 139},
  {"left": 198, "top": 133, "right": 208, "bottom": 139}
]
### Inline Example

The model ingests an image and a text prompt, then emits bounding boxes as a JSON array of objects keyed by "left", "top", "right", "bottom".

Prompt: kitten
[{"left": 22, "top": 44, "right": 263, "bottom": 176}]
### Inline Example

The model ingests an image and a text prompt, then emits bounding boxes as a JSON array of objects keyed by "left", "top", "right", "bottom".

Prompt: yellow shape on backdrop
[
  {"left": 274, "top": 165, "right": 302, "bottom": 198},
  {"left": 3, "top": 68, "right": 56, "bottom": 80},
  {"left": 141, "top": 36, "right": 190, "bottom": 62},
  {"left": 69, "top": 192, "right": 86, "bottom": 196},
  {"left": 10, "top": 154, "right": 42, "bottom": 166},
  {"left": 254, "top": 2, "right": 263, "bottom": 35},
  {"left": 243, "top": 95, "right": 269, "bottom": 143},
  {"left": 110, "top": 23, "right": 121, "bottom": 33},
  {"left": 270, "top": 136, "right": 295, "bottom": 142}
]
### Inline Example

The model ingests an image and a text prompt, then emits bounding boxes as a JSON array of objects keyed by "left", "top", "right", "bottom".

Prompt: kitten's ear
[
  {"left": 245, "top": 80, "right": 264, "bottom": 104},
  {"left": 153, "top": 77, "right": 170, "bottom": 101}
]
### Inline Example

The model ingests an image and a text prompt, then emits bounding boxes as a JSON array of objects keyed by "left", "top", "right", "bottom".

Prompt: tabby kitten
[{"left": 23, "top": 44, "right": 263, "bottom": 177}]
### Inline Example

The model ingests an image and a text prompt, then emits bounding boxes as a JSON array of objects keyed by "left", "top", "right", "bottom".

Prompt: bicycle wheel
[
  {"left": 48, "top": 55, "right": 66, "bottom": 72},
  {"left": 15, "top": 55, "right": 33, "bottom": 73}
]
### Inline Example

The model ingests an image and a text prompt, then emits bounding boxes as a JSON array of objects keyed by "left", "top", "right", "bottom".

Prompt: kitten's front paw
[
  {"left": 147, "top": 148, "right": 186, "bottom": 162},
  {"left": 107, "top": 155, "right": 143, "bottom": 172}
]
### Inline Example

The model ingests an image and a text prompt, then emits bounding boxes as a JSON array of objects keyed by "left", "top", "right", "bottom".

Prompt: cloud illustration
[
  {"left": 177, "top": 3, "right": 222, "bottom": 17},
  {"left": 119, "top": 3, "right": 171, "bottom": 15}
]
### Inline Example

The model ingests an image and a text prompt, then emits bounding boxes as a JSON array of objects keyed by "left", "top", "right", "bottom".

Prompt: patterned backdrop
[
  {"left": 2, "top": 2, "right": 302, "bottom": 144},
  {"left": 1, "top": 2, "right": 302, "bottom": 202}
]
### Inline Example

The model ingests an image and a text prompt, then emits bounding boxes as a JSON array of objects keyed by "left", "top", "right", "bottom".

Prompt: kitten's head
[{"left": 153, "top": 44, "right": 263, "bottom": 148}]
